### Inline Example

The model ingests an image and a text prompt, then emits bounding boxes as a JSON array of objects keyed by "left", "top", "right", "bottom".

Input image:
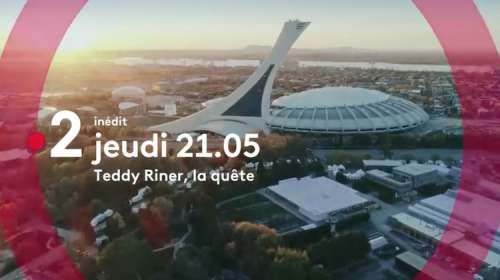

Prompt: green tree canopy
[
  {"left": 99, "top": 237, "right": 161, "bottom": 280},
  {"left": 268, "top": 247, "right": 309, "bottom": 280}
]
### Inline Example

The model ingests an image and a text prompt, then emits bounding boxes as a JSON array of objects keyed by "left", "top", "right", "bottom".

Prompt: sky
[{"left": 0, "top": 0, "right": 499, "bottom": 53}]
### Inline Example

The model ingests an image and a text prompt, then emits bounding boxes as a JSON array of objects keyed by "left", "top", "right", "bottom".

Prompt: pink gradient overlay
[
  {"left": 413, "top": 0, "right": 500, "bottom": 279},
  {"left": 0, "top": 0, "right": 87, "bottom": 279},
  {"left": 0, "top": 0, "right": 499, "bottom": 279}
]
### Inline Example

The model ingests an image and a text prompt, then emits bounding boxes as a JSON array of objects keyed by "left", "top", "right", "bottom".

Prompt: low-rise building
[
  {"left": 263, "top": 176, "right": 372, "bottom": 224},
  {"left": 393, "top": 164, "right": 439, "bottom": 188},
  {"left": 366, "top": 169, "right": 413, "bottom": 198},
  {"left": 119, "top": 101, "right": 144, "bottom": 116},
  {"left": 363, "top": 159, "right": 404, "bottom": 172},
  {"left": 390, "top": 191, "right": 500, "bottom": 269},
  {"left": 395, "top": 251, "right": 427, "bottom": 278}
]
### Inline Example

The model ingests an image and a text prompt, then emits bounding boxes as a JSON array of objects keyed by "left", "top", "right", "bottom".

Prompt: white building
[
  {"left": 113, "top": 86, "right": 146, "bottom": 116},
  {"left": 119, "top": 101, "right": 143, "bottom": 116},
  {"left": 265, "top": 176, "right": 370, "bottom": 223},
  {"left": 149, "top": 103, "right": 177, "bottom": 117},
  {"left": 390, "top": 190, "right": 500, "bottom": 269},
  {"left": 393, "top": 163, "right": 440, "bottom": 188},
  {"left": 363, "top": 159, "right": 404, "bottom": 172},
  {"left": 370, "top": 236, "right": 389, "bottom": 250},
  {"left": 366, "top": 169, "right": 412, "bottom": 194}
]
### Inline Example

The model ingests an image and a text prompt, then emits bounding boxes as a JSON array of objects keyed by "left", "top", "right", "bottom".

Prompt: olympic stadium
[
  {"left": 267, "top": 87, "right": 429, "bottom": 134},
  {"left": 150, "top": 20, "right": 429, "bottom": 136}
]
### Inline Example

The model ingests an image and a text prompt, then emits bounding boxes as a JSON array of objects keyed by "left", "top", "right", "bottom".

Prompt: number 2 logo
[{"left": 50, "top": 110, "right": 82, "bottom": 158}]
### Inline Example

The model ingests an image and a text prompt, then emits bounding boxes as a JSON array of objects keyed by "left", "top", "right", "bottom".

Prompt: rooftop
[
  {"left": 267, "top": 176, "right": 368, "bottom": 219},
  {"left": 394, "top": 191, "right": 500, "bottom": 268},
  {"left": 363, "top": 159, "right": 404, "bottom": 167},
  {"left": 396, "top": 251, "right": 427, "bottom": 270},
  {"left": 272, "top": 87, "right": 389, "bottom": 108},
  {"left": 392, "top": 212, "right": 464, "bottom": 244},
  {"left": 451, "top": 239, "right": 500, "bottom": 268},
  {"left": 367, "top": 169, "right": 393, "bottom": 178},
  {"left": 393, "top": 163, "right": 438, "bottom": 176},
  {"left": 267, "top": 87, "right": 429, "bottom": 135}
]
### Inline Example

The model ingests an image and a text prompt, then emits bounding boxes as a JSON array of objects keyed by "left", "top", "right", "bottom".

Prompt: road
[{"left": 358, "top": 193, "right": 415, "bottom": 253}]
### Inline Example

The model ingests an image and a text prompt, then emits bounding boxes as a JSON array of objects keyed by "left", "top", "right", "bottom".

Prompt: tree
[
  {"left": 106, "top": 212, "right": 126, "bottom": 239},
  {"left": 89, "top": 199, "right": 105, "bottom": 217},
  {"left": 327, "top": 151, "right": 364, "bottom": 168},
  {"left": 308, "top": 265, "right": 329, "bottom": 280},
  {"left": 308, "top": 159, "right": 326, "bottom": 177},
  {"left": 390, "top": 134, "right": 417, "bottom": 148},
  {"left": 271, "top": 160, "right": 295, "bottom": 181},
  {"left": 257, "top": 162, "right": 274, "bottom": 186},
  {"left": 308, "top": 232, "right": 370, "bottom": 269},
  {"left": 291, "top": 159, "right": 308, "bottom": 178},
  {"left": 50, "top": 178, "right": 77, "bottom": 208},
  {"left": 400, "top": 154, "right": 416, "bottom": 163},
  {"left": 431, "top": 153, "right": 441, "bottom": 162},
  {"left": 99, "top": 237, "right": 161, "bottom": 280},
  {"left": 444, "top": 156, "right": 455, "bottom": 167},
  {"left": 152, "top": 181, "right": 174, "bottom": 197},
  {"left": 139, "top": 208, "right": 169, "bottom": 248},
  {"left": 78, "top": 256, "right": 100, "bottom": 280},
  {"left": 335, "top": 172, "right": 348, "bottom": 184},
  {"left": 228, "top": 222, "right": 280, "bottom": 279},
  {"left": 285, "top": 137, "right": 307, "bottom": 158},
  {"left": 174, "top": 245, "right": 211, "bottom": 280},
  {"left": 350, "top": 134, "right": 372, "bottom": 147},
  {"left": 189, "top": 192, "right": 221, "bottom": 246},
  {"left": 268, "top": 248, "right": 309, "bottom": 280},
  {"left": 381, "top": 144, "right": 393, "bottom": 159},
  {"left": 151, "top": 197, "right": 174, "bottom": 221},
  {"left": 231, "top": 222, "right": 280, "bottom": 255},
  {"left": 352, "top": 178, "right": 370, "bottom": 193}
]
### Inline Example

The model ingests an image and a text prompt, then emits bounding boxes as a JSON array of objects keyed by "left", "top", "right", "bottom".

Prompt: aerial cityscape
[{"left": 1, "top": 1, "right": 500, "bottom": 280}]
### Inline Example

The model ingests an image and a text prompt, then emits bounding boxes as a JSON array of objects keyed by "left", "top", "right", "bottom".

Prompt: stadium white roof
[
  {"left": 267, "top": 176, "right": 368, "bottom": 222},
  {"left": 268, "top": 87, "right": 429, "bottom": 134},
  {"left": 273, "top": 87, "right": 388, "bottom": 108}
]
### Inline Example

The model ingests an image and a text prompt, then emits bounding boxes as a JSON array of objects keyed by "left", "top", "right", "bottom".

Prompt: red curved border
[
  {"left": 413, "top": 0, "right": 500, "bottom": 279},
  {"left": 0, "top": 1, "right": 87, "bottom": 279},
  {"left": 1, "top": 1, "right": 499, "bottom": 280}
]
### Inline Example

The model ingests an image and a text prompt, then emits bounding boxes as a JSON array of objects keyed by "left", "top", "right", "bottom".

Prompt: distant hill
[{"left": 88, "top": 46, "right": 453, "bottom": 65}]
